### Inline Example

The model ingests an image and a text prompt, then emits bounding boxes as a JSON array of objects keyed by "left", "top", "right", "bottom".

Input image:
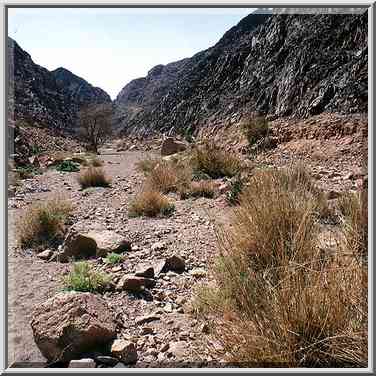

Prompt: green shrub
[
  {"left": 104, "top": 252, "right": 124, "bottom": 265},
  {"left": 56, "top": 160, "right": 80, "bottom": 173},
  {"left": 15, "top": 165, "right": 42, "bottom": 179},
  {"left": 64, "top": 261, "right": 110, "bottom": 293}
]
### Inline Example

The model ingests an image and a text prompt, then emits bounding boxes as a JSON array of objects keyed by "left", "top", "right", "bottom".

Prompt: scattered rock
[
  {"left": 30, "top": 292, "right": 117, "bottom": 362},
  {"left": 111, "top": 339, "right": 138, "bottom": 364},
  {"left": 135, "top": 314, "right": 161, "bottom": 325},
  {"left": 167, "top": 341, "right": 187, "bottom": 358}
]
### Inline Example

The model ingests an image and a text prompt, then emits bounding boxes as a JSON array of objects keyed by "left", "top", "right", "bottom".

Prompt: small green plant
[
  {"left": 226, "top": 175, "right": 244, "bottom": 205},
  {"left": 30, "top": 144, "right": 42, "bottom": 155},
  {"left": 104, "top": 252, "right": 124, "bottom": 265},
  {"left": 15, "top": 165, "right": 42, "bottom": 179},
  {"left": 56, "top": 160, "right": 80, "bottom": 173},
  {"left": 64, "top": 261, "right": 111, "bottom": 293}
]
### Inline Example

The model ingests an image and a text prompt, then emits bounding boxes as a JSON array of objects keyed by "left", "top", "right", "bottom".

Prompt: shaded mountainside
[
  {"left": 8, "top": 37, "right": 111, "bottom": 132},
  {"left": 114, "top": 11, "right": 367, "bottom": 136}
]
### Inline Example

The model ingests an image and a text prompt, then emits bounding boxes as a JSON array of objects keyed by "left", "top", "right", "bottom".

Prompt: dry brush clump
[
  {"left": 196, "top": 165, "right": 367, "bottom": 367},
  {"left": 190, "top": 142, "right": 243, "bottom": 179},
  {"left": 128, "top": 189, "right": 175, "bottom": 218},
  {"left": 17, "top": 197, "right": 73, "bottom": 248},
  {"left": 77, "top": 167, "right": 111, "bottom": 189},
  {"left": 241, "top": 116, "right": 270, "bottom": 146}
]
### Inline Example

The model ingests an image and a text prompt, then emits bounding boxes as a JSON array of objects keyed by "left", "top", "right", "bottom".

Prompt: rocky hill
[
  {"left": 8, "top": 37, "right": 111, "bottom": 132},
  {"left": 114, "top": 11, "right": 367, "bottom": 136}
]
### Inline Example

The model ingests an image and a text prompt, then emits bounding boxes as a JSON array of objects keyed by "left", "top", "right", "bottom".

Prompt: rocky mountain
[
  {"left": 114, "top": 11, "right": 367, "bottom": 136},
  {"left": 8, "top": 37, "right": 111, "bottom": 132}
]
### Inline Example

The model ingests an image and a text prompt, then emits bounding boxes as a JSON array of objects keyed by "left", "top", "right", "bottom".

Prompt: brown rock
[
  {"left": 116, "top": 275, "right": 156, "bottom": 292},
  {"left": 165, "top": 255, "right": 185, "bottom": 272},
  {"left": 37, "top": 249, "right": 53, "bottom": 260},
  {"left": 135, "top": 314, "right": 161, "bottom": 325},
  {"left": 111, "top": 339, "right": 138, "bottom": 364},
  {"left": 135, "top": 265, "right": 155, "bottom": 279},
  {"left": 161, "top": 137, "right": 187, "bottom": 156},
  {"left": 30, "top": 292, "right": 116, "bottom": 362}
]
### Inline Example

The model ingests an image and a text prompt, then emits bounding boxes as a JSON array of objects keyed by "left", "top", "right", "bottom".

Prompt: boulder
[
  {"left": 61, "top": 228, "right": 131, "bottom": 261},
  {"left": 165, "top": 255, "right": 186, "bottom": 272},
  {"left": 30, "top": 292, "right": 117, "bottom": 362},
  {"left": 111, "top": 339, "right": 138, "bottom": 364},
  {"left": 161, "top": 138, "right": 187, "bottom": 156}
]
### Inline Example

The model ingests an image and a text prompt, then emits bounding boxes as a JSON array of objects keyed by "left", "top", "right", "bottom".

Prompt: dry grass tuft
[
  {"left": 136, "top": 156, "right": 162, "bottom": 174},
  {"left": 338, "top": 191, "right": 367, "bottom": 259},
  {"left": 191, "top": 142, "right": 242, "bottom": 179},
  {"left": 186, "top": 180, "right": 216, "bottom": 199},
  {"left": 196, "top": 165, "right": 367, "bottom": 367},
  {"left": 128, "top": 189, "right": 175, "bottom": 218},
  {"left": 17, "top": 197, "right": 72, "bottom": 248},
  {"left": 77, "top": 167, "right": 111, "bottom": 189}
]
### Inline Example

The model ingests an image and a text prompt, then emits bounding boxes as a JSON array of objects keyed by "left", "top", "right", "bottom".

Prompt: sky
[{"left": 8, "top": 8, "right": 255, "bottom": 99}]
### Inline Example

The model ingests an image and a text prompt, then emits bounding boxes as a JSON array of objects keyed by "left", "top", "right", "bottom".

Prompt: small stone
[
  {"left": 151, "top": 242, "right": 166, "bottom": 251},
  {"left": 189, "top": 268, "right": 206, "bottom": 278},
  {"left": 168, "top": 341, "right": 187, "bottom": 358},
  {"left": 95, "top": 355, "right": 119, "bottom": 366},
  {"left": 135, "top": 265, "right": 155, "bottom": 279},
  {"left": 135, "top": 314, "right": 161, "bottom": 325},
  {"left": 111, "top": 339, "right": 138, "bottom": 364},
  {"left": 160, "top": 343, "right": 169, "bottom": 352},
  {"left": 111, "top": 265, "right": 122, "bottom": 273},
  {"left": 37, "top": 249, "right": 53, "bottom": 260},
  {"left": 116, "top": 275, "right": 156, "bottom": 292},
  {"left": 164, "top": 303, "right": 173, "bottom": 313},
  {"left": 165, "top": 255, "right": 185, "bottom": 272},
  {"left": 141, "top": 327, "right": 154, "bottom": 335},
  {"left": 68, "top": 358, "right": 96, "bottom": 368}
]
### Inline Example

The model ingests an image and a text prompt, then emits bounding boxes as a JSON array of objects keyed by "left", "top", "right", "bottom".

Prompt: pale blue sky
[{"left": 8, "top": 8, "right": 255, "bottom": 99}]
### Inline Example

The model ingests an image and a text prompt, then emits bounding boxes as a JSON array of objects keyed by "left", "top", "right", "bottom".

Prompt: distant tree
[{"left": 78, "top": 103, "right": 113, "bottom": 154}]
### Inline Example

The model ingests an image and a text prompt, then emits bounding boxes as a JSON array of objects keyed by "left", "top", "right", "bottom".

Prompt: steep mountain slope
[
  {"left": 114, "top": 11, "right": 367, "bottom": 136},
  {"left": 8, "top": 37, "right": 111, "bottom": 132}
]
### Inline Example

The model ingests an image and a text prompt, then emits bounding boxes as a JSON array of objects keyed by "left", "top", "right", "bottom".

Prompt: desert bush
[
  {"left": 190, "top": 143, "right": 242, "bottom": 179},
  {"left": 189, "top": 180, "right": 216, "bottom": 199},
  {"left": 146, "top": 161, "right": 179, "bottom": 193},
  {"left": 104, "top": 252, "right": 124, "bottom": 265},
  {"left": 226, "top": 175, "right": 244, "bottom": 205},
  {"left": 196, "top": 166, "right": 367, "bottom": 367},
  {"left": 129, "top": 189, "right": 175, "bottom": 218},
  {"left": 17, "top": 197, "right": 72, "bottom": 248},
  {"left": 15, "top": 165, "right": 41, "bottom": 179},
  {"left": 241, "top": 116, "right": 270, "bottom": 146},
  {"left": 77, "top": 167, "right": 111, "bottom": 189},
  {"left": 136, "top": 156, "right": 162, "bottom": 174},
  {"left": 56, "top": 160, "right": 80, "bottom": 173},
  {"left": 338, "top": 192, "right": 367, "bottom": 258},
  {"left": 64, "top": 261, "right": 110, "bottom": 293}
]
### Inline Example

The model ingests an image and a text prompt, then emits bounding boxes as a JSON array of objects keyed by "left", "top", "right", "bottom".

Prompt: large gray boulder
[{"left": 30, "top": 292, "right": 117, "bottom": 362}]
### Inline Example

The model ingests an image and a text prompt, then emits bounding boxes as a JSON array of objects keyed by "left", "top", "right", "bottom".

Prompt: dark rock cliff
[
  {"left": 8, "top": 37, "right": 111, "bottom": 132},
  {"left": 114, "top": 11, "right": 367, "bottom": 136}
]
